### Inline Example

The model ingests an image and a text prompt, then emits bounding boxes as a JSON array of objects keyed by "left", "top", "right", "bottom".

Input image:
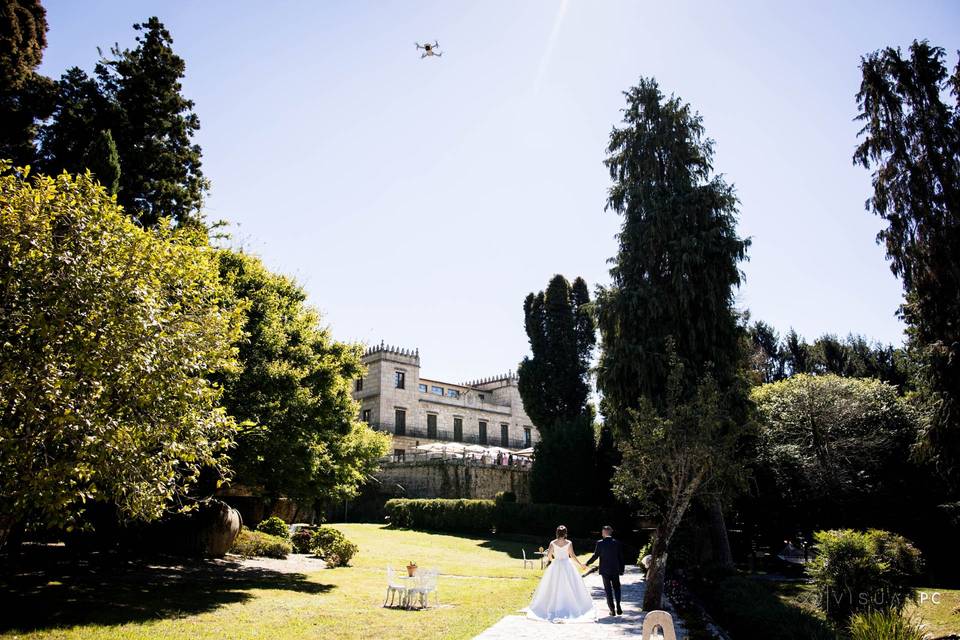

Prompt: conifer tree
[
  {"left": 595, "top": 78, "right": 750, "bottom": 608},
  {"left": 854, "top": 40, "right": 960, "bottom": 493}
]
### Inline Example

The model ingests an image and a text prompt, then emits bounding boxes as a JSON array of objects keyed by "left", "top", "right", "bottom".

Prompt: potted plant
[{"left": 406, "top": 561, "right": 418, "bottom": 577}]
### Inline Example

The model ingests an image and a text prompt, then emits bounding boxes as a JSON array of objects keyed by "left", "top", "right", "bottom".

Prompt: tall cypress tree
[
  {"left": 854, "top": 40, "right": 960, "bottom": 494},
  {"left": 518, "top": 274, "right": 598, "bottom": 504},
  {"left": 595, "top": 78, "right": 750, "bottom": 608},
  {"left": 83, "top": 129, "right": 121, "bottom": 195}
]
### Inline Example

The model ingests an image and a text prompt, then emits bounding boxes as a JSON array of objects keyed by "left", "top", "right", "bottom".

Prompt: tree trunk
[
  {"left": 643, "top": 520, "right": 671, "bottom": 611},
  {"left": 708, "top": 496, "right": 734, "bottom": 569}
]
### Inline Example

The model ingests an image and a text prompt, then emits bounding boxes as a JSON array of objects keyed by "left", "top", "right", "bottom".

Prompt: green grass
[
  {"left": 1, "top": 524, "right": 574, "bottom": 640},
  {"left": 695, "top": 574, "right": 960, "bottom": 640},
  {"left": 905, "top": 587, "right": 960, "bottom": 639}
]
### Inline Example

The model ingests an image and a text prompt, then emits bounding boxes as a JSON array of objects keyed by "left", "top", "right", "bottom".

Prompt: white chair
[
  {"left": 407, "top": 568, "right": 439, "bottom": 609},
  {"left": 383, "top": 567, "right": 409, "bottom": 608},
  {"left": 642, "top": 610, "right": 677, "bottom": 640},
  {"left": 522, "top": 549, "right": 535, "bottom": 569}
]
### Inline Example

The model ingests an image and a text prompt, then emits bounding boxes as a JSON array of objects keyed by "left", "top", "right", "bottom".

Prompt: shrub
[
  {"left": 310, "top": 526, "right": 358, "bottom": 567},
  {"left": 291, "top": 526, "right": 318, "bottom": 553},
  {"left": 848, "top": 610, "right": 925, "bottom": 640},
  {"left": 229, "top": 528, "right": 292, "bottom": 559},
  {"left": 495, "top": 491, "right": 517, "bottom": 504},
  {"left": 255, "top": 516, "right": 290, "bottom": 539},
  {"left": 384, "top": 498, "right": 628, "bottom": 539},
  {"left": 807, "top": 529, "right": 922, "bottom": 623}
]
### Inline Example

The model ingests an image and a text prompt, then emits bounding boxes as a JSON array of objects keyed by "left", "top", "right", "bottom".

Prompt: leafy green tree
[
  {"left": 518, "top": 274, "right": 598, "bottom": 504},
  {"left": 595, "top": 78, "right": 751, "bottom": 608},
  {"left": 0, "top": 163, "right": 243, "bottom": 538},
  {"left": 854, "top": 40, "right": 960, "bottom": 490},
  {"left": 613, "top": 353, "right": 739, "bottom": 607},
  {"left": 0, "top": 0, "right": 54, "bottom": 165},
  {"left": 93, "top": 17, "right": 207, "bottom": 227},
  {"left": 217, "top": 250, "right": 390, "bottom": 505},
  {"left": 752, "top": 375, "right": 918, "bottom": 528}
]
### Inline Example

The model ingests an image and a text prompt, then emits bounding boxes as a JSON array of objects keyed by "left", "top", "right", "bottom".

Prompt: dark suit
[{"left": 585, "top": 537, "right": 625, "bottom": 612}]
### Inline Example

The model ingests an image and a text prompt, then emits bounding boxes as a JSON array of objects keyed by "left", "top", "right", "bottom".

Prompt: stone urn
[{"left": 163, "top": 499, "right": 243, "bottom": 557}]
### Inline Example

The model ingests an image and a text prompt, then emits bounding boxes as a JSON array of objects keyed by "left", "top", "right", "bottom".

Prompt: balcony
[{"left": 365, "top": 422, "right": 532, "bottom": 451}]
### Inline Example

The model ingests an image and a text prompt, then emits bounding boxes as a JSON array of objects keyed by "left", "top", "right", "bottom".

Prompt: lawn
[
  {"left": 694, "top": 574, "right": 960, "bottom": 640},
  {"left": 0, "top": 524, "right": 571, "bottom": 640},
  {"left": 906, "top": 587, "right": 960, "bottom": 639}
]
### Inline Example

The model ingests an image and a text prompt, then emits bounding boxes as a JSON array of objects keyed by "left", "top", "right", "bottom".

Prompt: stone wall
[{"left": 373, "top": 459, "right": 531, "bottom": 502}]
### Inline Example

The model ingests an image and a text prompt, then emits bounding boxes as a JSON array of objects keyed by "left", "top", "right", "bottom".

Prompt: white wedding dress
[{"left": 526, "top": 541, "right": 596, "bottom": 623}]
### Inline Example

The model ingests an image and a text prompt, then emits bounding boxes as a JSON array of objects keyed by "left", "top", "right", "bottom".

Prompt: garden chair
[
  {"left": 406, "top": 568, "right": 439, "bottom": 609},
  {"left": 522, "top": 549, "right": 535, "bottom": 569},
  {"left": 383, "top": 567, "right": 409, "bottom": 608}
]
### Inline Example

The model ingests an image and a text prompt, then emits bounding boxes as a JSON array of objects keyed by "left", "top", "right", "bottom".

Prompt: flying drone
[{"left": 416, "top": 41, "right": 442, "bottom": 58}]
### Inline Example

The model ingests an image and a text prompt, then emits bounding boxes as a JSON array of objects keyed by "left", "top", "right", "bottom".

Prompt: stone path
[{"left": 473, "top": 566, "right": 687, "bottom": 639}]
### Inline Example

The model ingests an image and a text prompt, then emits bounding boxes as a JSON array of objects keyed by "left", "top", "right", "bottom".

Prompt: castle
[{"left": 353, "top": 342, "right": 540, "bottom": 459}]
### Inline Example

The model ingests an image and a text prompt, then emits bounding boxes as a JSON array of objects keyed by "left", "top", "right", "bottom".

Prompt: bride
[{"left": 526, "top": 525, "right": 596, "bottom": 623}]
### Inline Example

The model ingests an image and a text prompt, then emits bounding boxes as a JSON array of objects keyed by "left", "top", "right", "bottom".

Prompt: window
[
  {"left": 395, "top": 409, "right": 406, "bottom": 435},
  {"left": 500, "top": 423, "right": 509, "bottom": 447},
  {"left": 453, "top": 417, "right": 463, "bottom": 442},
  {"left": 523, "top": 427, "right": 532, "bottom": 448},
  {"left": 447, "top": 389, "right": 460, "bottom": 398},
  {"left": 394, "top": 449, "right": 405, "bottom": 462},
  {"left": 355, "top": 378, "right": 363, "bottom": 392},
  {"left": 478, "top": 420, "right": 488, "bottom": 445},
  {"left": 478, "top": 393, "right": 485, "bottom": 402},
  {"left": 418, "top": 383, "right": 428, "bottom": 393},
  {"left": 427, "top": 414, "right": 437, "bottom": 438},
  {"left": 361, "top": 409, "right": 371, "bottom": 423},
  {"left": 395, "top": 371, "right": 406, "bottom": 389},
  {"left": 431, "top": 385, "right": 443, "bottom": 396}
]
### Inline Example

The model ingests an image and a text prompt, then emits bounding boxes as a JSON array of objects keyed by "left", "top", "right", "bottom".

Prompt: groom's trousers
[{"left": 601, "top": 573, "right": 622, "bottom": 610}]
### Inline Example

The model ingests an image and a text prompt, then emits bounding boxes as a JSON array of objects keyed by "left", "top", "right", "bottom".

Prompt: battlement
[
  {"left": 363, "top": 340, "right": 420, "bottom": 363},
  {"left": 462, "top": 371, "right": 518, "bottom": 388}
]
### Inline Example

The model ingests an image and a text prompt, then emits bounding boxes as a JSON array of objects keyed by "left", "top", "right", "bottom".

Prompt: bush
[
  {"left": 229, "top": 528, "right": 292, "bottom": 559},
  {"left": 255, "top": 516, "right": 290, "bottom": 539},
  {"left": 807, "top": 529, "right": 922, "bottom": 623},
  {"left": 310, "top": 526, "right": 358, "bottom": 567},
  {"left": 384, "top": 498, "right": 628, "bottom": 539},
  {"left": 848, "top": 610, "right": 925, "bottom": 640},
  {"left": 495, "top": 491, "right": 517, "bottom": 504},
  {"left": 291, "top": 526, "right": 318, "bottom": 553}
]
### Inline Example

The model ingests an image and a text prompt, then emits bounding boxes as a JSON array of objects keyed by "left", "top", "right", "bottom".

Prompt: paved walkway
[{"left": 473, "top": 567, "right": 687, "bottom": 639}]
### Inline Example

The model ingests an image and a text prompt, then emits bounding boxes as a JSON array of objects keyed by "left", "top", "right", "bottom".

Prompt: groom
[{"left": 584, "top": 525, "right": 625, "bottom": 616}]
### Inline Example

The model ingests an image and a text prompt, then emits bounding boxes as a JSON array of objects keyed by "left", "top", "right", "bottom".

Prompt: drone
[{"left": 415, "top": 41, "right": 442, "bottom": 58}]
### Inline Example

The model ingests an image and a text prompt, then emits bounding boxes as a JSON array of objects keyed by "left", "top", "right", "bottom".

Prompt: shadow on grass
[
  {"left": 0, "top": 544, "right": 334, "bottom": 634},
  {"left": 693, "top": 574, "right": 839, "bottom": 640}
]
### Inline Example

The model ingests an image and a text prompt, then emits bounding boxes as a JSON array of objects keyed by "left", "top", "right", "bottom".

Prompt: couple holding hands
[{"left": 526, "top": 524, "right": 626, "bottom": 623}]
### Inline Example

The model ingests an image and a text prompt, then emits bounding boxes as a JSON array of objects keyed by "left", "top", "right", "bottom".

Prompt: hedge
[{"left": 384, "top": 498, "right": 628, "bottom": 540}]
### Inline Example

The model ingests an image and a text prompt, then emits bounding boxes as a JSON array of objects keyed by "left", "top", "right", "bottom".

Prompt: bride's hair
[{"left": 556, "top": 525, "right": 568, "bottom": 539}]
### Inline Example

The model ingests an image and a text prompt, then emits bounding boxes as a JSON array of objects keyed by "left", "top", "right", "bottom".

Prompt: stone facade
[{"left": 353, "top": 342, "right": 540, "bottom": 455}]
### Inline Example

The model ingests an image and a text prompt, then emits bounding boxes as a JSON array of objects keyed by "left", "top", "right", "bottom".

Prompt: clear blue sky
[{"left": 40, "top": 1, "right": 960, "bottom": 384}]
